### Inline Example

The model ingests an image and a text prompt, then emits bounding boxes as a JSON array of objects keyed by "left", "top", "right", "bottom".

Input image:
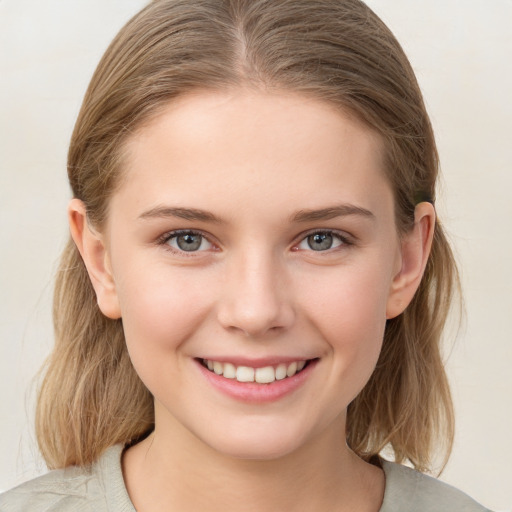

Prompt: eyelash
[
  {"left": 295, "top": 230, "right": 353, "bottom": 253},
  {"left": 156, "top": 229, "right": 353, "bottom": 256},
  {"left": 156, "top": 230, "right": 214, "bottom": 257}
]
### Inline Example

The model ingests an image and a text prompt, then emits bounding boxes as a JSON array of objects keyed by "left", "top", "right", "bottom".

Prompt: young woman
[{"left": 1, "top": 0, "right": 492, "bottom": 510}]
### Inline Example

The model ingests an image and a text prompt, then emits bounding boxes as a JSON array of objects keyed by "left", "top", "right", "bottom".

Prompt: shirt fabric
[{"left": 0, "top": 444, "right": 491, "bottom": 511}]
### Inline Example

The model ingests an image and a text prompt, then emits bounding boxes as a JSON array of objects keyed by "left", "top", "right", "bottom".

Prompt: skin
[{"left": 70, "top": 89, "right": 435, "bottom": 512}]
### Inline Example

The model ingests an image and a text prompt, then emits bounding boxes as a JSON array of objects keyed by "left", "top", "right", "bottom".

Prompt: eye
[
  {"left": 163, "top": 230, "right": 213, "bottom": 252},
  {"left": 297, "top": 231, "right": 347, "bottom": 252}
]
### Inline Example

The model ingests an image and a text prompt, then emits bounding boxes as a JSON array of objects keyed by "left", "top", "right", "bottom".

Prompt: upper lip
[{"left": 196, "top": 356, "right": 317, "bottom": 368}]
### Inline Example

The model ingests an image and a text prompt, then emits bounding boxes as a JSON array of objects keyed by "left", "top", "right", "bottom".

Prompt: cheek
[
  {"left": 303, "top": 263, "right": 391, "bottom": 336},
  {"left": 113, "top": 266, "right": 219, "bottom": 403},
  {"left": 299, "top": 264, "right": 391, "bottom": 387},
  {"left": 115, "top": 265, "right": 216, "bottom": 355}
]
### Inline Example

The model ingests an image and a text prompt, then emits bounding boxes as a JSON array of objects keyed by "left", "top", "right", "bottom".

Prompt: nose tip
[
  {"left": 216, "top": 260, "right": 295, "bottom": 338},
  {"left": 219, "top": 301, "right": 293, "bottom": 338}
]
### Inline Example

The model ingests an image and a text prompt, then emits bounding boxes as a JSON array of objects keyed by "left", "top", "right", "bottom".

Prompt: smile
[
  {"left": 202, "top": 359, "right": 308, "bottom": 384},
  {"left": 197, "top": 357, "right": 319, "bottom": 403}
]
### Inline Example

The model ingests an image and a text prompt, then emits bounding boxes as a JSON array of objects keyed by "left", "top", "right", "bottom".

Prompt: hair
[{"left": 36, "top": 0, "right": 458, "bottom": 472}]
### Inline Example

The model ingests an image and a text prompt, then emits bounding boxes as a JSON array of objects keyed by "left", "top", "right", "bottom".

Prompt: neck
[{"left": 122, "top": 416, "right": 384, "bottom": 512}]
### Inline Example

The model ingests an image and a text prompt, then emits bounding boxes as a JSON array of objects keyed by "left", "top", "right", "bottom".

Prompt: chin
[
  {"left": 197, "top": 419, "right": 311, "bottom": 461},
  {"left": 213, "top": 438, "right": 303, "bottom": 461}
]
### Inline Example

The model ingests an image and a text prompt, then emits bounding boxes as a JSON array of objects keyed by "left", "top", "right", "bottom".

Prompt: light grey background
[{"left": 1, "top": 1, "right": 511, "bottom": 510}]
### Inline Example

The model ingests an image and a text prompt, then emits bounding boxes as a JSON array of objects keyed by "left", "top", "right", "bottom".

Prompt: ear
[
  {"left": 386, "top": 202, "right": 435, "bottom": 319},
  {"left": 68, "top": 198, "right": 121, "bottom": 319}
]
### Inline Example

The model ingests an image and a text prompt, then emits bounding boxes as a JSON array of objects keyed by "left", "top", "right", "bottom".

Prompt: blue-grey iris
[
  {"left": 176, "top": 233, "right": 202, "bottom": 251},
  {"left": 307, "top": 233, "right": 333, "bottom": 251}
]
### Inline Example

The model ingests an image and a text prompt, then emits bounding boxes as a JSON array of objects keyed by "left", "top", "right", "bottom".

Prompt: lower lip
[{"left": 195, "top": 359, "right": 318, "bottom": 403}]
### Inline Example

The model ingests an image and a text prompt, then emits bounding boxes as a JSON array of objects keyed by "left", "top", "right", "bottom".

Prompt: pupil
[
  {"left": 177, "top": 234, "right": 202, "bottom": 251},
  {"left": 308, "top": 233, "right": 333, "bottom": 251}
]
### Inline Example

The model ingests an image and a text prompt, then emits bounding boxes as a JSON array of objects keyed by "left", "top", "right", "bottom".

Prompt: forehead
[{"left": 114, "top": 89, "right": 392, "bottom": 224}]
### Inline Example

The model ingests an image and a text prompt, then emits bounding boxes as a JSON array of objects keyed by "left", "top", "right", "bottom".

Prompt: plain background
[{"left": 0, "top": 1, "right": 511, "bottom": 510}]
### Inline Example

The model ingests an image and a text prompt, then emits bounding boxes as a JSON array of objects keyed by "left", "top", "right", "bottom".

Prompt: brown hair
[{"left": 37, "top": 0, "right": 457, "bottom": 472}]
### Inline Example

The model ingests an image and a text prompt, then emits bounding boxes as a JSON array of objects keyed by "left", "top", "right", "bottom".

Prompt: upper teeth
[{"left": 204, "top": 359, "right": 307, "bottom": 384}]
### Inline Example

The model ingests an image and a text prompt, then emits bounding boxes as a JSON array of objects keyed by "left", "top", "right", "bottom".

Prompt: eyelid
[
  {"left": 292, "top": 228, "right": 354, "bottom": 251},
  {"left": 156, "top": 229, "right": 218, "bottom": 255}
]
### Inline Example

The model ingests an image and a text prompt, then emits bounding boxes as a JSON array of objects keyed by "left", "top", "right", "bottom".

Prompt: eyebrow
[
  {"left": 138, "top": 206, "right": 223, "bottom": 223},
  {"left": 138, "top": 204, "right": 375, "bottom": 224},
  {"left": 291, "top": 204, "right": 375, "bottom": 223}
]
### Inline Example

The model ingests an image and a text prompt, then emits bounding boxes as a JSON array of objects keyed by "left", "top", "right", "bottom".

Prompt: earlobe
[
  {"left": 386, "top": 202, "right": 435, "bottom": 319},
  {"left": 68, "top": 199, "right": 121, "bottom": 319}
]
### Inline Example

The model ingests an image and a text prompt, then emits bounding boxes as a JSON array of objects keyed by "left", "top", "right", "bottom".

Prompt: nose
[{"left": 216, "top": 250, "right": 295, "bottom": 338}]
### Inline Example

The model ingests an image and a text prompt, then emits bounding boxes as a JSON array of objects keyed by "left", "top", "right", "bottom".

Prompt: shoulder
[
  {"left": 0, "top": 464, "right": 101, "bottom": 512},
  {"left": 0, "top": 445, "right": 134, "bottom": 512},
  {"left": 380, "top": 460, "right": 492, "bottom": 512}
]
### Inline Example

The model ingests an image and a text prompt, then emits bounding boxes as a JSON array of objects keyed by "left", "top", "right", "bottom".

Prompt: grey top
[{"left": 0, "top": 445, "right": 491, "bottom": 512}]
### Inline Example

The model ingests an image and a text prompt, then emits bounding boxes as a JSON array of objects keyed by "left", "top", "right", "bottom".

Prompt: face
[{"left": 96, "top": 90, "right": 406, "bottom": 460}]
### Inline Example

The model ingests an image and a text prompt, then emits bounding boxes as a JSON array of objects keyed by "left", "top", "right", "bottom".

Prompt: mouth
[
  {"left": 200, "top": 358, "right": 314, "bottom": 384},
  {"left": 196, "top": 357, "right": 319, "bottom": 403}
]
